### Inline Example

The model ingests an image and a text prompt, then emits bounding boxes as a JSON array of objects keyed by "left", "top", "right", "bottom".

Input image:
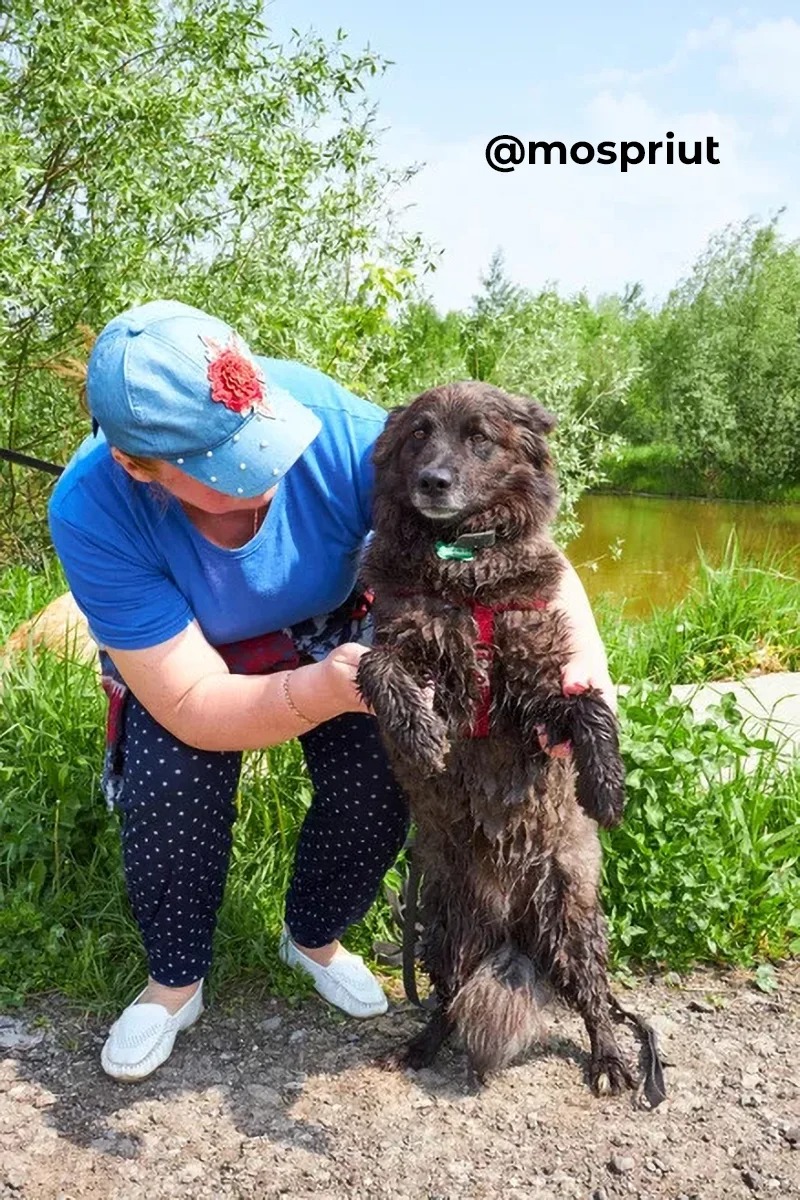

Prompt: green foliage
[
  {"left": 754, "top": 963, "right": 779, "bottom": 994},
  {"left": 597, "top": 443, "right": 705, "bottom": 498},
  {"left": 1, "top": 552, "right": 798, "bottom": 1007},
  {"left": 598, "top": 443, "right": 800, "bottom": 502},
  {"left": 605, "top": 684, "right": 800, "bottom": 969},
  {"left": 0, "top": 644, "right": 400, "bottom": 1008},
  {"left": 456, "top": 254, "right": 634, "bottom": 539},
  {"left": 0, "top": 0, "right": 424, "bottom": 561},
  {"left": 636, "top": 217, "right": 800, "bottom": 493},
  {"left": 0, "top": 556, "right": 68, "bottom": 642}
]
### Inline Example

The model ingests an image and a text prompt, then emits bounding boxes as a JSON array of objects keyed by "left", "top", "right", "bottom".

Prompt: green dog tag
[{"left": 435, "top": 541, "right": 475, "bottom": 561}]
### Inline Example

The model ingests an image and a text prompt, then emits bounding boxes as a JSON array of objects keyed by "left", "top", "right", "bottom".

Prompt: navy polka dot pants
[{"left": 116, "top": 695, "right": 409, "bottom": 987}]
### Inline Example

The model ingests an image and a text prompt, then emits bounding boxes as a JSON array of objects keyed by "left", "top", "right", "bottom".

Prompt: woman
[{"left": 48, "top": 299, "right": 614, "bottom": 1081}]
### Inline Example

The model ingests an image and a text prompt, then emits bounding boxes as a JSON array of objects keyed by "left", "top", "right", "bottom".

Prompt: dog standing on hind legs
[{"left": 357, "top": 381, "right": 665, "bottom": 1104}]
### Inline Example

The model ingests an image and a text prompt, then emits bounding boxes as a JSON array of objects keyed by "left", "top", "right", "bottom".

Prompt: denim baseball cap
[{"left": 86, "top": 300, "right": 321, "bottom": 498}]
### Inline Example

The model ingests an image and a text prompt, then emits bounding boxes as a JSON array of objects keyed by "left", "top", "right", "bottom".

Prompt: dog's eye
[
  {"left": 412, "top": 428, "right": 428, "bottom": 441},
  {"left": 469, "top": 432, "right": 490, "bottom": 445}
]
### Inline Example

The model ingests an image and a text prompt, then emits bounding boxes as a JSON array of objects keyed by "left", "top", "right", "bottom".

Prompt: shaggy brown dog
[{"left": 357, "top": 381, "right": 635, "bottom": 1096}]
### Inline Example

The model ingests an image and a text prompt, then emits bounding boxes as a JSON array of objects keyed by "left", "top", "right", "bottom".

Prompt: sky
[{"left": 266, "top": 1, "right": 800, "bottom": 311}]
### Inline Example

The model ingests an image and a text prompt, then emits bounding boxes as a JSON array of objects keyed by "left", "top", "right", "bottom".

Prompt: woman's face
[{"left": 111, "top": 449, "right": 278, "bottom": 515}]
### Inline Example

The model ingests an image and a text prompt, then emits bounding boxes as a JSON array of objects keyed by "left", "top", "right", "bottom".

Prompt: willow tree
[{"left": 0, "top": 0, "right": 422, "bottom": 558}]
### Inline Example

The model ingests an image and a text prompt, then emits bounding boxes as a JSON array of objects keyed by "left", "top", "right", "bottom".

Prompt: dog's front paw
[
  {"left": 357, "top": 650, "right": 449, "bottom": 773},
  {"left": 568, "top": 694, "right": 626, "bottom": 828},
  {"left": 575, "top": 765, "right": 625, "bottom": 829},
  {"left": 394, "top": 711, "right": 450, "bottom": 776}
]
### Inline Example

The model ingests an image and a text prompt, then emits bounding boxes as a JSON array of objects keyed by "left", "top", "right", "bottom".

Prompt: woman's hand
[
  {"left": 561, "top": 650, "right": 617, "bottom": 715},
  {"left": 536, "top": 651, "right": 617, "bottom": 758},
  {"left": 320, "top": 642, "right": 373, "bottom": 715}
]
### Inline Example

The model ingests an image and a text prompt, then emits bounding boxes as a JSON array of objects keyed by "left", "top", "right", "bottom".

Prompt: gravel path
[{"left": 1, "top": 966, "right": 798, "bottom": 1199}]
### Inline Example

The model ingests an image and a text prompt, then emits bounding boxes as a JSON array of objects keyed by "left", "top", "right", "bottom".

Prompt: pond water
[{"left": 568, "top": 493, "right": 800, "bottom": 617}]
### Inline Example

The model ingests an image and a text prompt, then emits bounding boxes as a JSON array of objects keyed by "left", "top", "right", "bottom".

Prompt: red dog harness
[
  {"left": 393, "top": 590, "right": 548, "bottom": 738},
  {"left": 469, "top": 598, "right": 548, "bottom": 736}
]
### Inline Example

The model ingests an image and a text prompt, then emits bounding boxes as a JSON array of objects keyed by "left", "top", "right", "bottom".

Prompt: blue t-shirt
[{"left": 48, "top": 358, "right": 387, "bottom": 651}]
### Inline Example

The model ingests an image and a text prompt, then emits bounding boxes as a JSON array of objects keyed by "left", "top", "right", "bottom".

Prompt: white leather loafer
[
  {"left": 279, "top": 926, "right": 388, "bottom": 1018},
  {"left": 100, "top": 981, "right": 204, "bottom": 1082}
]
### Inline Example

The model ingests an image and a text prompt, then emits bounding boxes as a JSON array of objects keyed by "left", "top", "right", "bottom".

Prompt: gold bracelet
[{"left": 282, "top": 671, "right": 315, "bottom": 725}]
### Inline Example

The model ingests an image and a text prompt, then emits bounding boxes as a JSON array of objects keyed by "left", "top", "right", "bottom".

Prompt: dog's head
[{"left": 371, "top": 382, "right": 559, "bottom": 538}]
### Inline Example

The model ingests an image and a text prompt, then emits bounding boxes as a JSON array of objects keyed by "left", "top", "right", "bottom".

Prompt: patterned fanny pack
[{"left": 99, "top": 590, "right": 374, "bottom": 808}]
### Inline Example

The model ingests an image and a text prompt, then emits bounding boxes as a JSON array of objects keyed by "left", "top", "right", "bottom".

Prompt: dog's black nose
[{"left": 417, "top": 466, "right": 453, "bottom": 493}]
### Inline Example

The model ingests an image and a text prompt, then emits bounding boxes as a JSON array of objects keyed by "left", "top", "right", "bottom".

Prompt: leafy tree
[
  {"left": 458, "top": 262, "right": 637, "bottom": 538},
  {"left": 641, "top": 217, "right": 800, "bottom": 491},
  {"left": 0, "top": 0, "right": 421, "bottom": 559},
  {"left": 460, "top": 249, "right": 523, "bottom": 380},
  {"left": 372, "top": 299, "right": 465, "bottom": 401}
]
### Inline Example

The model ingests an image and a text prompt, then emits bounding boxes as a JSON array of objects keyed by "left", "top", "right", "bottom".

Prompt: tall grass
[
  {"left": 0, "top": 640, "right": 402, "bottom": 1009},
  {"left": 1, "top": 652, "right": 797, "bottom": 1010},
  {"left": 0, "top": 559, "right": 68, "bottom": 643},
  {"left": 1, "top": 547, "right": 798, "bottom": 1009},
  {"left": 600, "top": 538, "right": 799, "bottom": 685}
]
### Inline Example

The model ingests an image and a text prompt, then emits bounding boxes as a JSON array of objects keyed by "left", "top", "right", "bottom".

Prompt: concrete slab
[{"left": 671, "top": 671, "right": 800, "bottom": 761}]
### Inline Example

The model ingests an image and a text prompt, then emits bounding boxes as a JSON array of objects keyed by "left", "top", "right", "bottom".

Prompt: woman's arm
[
  {"left": 108, "top": 620, "right": 369, "bottom": 752},
  {"left": 552, "top": 557, "right": 615, "bottom": 712}
]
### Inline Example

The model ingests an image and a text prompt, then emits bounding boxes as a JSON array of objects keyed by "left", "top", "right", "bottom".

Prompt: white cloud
[
  {"left": 724, "top": 19, "right": 800, "bottom": 116},
  {"left": 582, "top": 19, "right": 732, "bottom": 90}
]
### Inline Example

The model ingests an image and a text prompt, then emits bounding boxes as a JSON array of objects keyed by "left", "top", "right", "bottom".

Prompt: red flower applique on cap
[{"left": 200, "top": 333, "right": 273, "bottom": 418}]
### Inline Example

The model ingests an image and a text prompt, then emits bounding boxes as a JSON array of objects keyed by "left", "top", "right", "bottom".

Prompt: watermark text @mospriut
[{"left": 485, "top": 132, "right": 720, "bottom": 173}]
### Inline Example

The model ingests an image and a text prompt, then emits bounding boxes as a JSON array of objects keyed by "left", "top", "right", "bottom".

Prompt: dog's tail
[{"left": 448, "top": 943, "right": 548, "bottom": 1079}]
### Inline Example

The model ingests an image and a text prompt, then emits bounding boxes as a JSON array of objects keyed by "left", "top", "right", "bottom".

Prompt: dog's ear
[
  {"left": 371, "top": 405, "right": 408, "bottom": 467},
  {"left": 511, "top": 396, "right": 558, "bottom": 438},
  {"left": 504, "top": 395, "right": 558, "bottom": 468}
]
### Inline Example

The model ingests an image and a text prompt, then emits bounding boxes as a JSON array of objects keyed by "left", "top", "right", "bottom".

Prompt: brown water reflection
[{"left": 569, "top": 493, "right": 800, "bottom": 617}]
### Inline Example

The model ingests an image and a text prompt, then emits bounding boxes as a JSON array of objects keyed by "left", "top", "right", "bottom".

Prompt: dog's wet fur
[{"left": 357, "top": 381, "right": 634, "bottom": 1094}]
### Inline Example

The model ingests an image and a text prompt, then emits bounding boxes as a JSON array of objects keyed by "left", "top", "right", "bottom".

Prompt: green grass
[
  {"left": 597, "top": 442, "right": 800, "bottom": 503},
  {"left": 0, "top": 647, "right": 404, "bottom": 1010},
  {"left": 604, "top": 684, "right": 800, "bottom": 969},
  {"left": 1, "top": 549, "right": 798, "bottom": 1008},
  {"left": 0, "top": 558, "right": 70, "bottom": 643},
  {"left": 599, "top": 538, "right": 800, "bottom": 685}
]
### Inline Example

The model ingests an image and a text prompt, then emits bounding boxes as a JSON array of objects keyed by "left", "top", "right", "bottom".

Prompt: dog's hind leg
[
  {"left": 378, "top": 1005, "right": 454, "bottom": 1073},
  {"left": 529, "top": 863, "right": 634, "bottom": 1097}
]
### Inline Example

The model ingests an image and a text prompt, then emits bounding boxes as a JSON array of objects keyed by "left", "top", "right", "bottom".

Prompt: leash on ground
[
  {"left": 374, "top": 838, "right": 438, "bottom": 1011},
  {"left": 608, "top": 991, "right": 668, "bottom": 1110},
  {"left": 0, "top": 447, "right": 64, "bottom": 477}
]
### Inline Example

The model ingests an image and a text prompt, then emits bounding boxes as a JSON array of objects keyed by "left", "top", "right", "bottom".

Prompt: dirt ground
[{"left": 1, "top": 965, "right": 798, "bottom": 1200}]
